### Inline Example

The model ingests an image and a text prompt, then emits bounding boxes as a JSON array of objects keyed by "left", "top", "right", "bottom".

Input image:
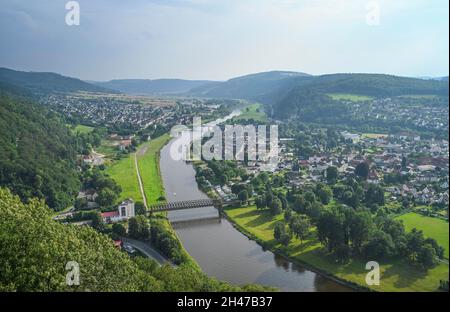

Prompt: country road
[{"left": 122, "top": 237, "right": 173, "bottom": 266}]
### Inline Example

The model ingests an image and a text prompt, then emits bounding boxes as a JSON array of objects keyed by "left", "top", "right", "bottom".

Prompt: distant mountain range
[
  {"left": 91, "top": 78, "right": 218, "bottom": 95},
  {"left": 0, "top": 67, "right": 448, "bottom": 106},
  {"left": 0, "top": 67, "right": 114, "bottom": 94}
]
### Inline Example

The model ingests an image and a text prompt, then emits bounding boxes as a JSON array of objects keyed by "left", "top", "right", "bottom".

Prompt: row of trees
[{"left": 316, "top": 205, "right": 444, "bottom": 268}]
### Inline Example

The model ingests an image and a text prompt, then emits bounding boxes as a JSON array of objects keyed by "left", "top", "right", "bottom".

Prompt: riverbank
[
  {"left": 107, "top": 134, "right": 202, "bottom": 270},
  {"left": 224, "top": 205, "right": 449, "bottom": 292}
]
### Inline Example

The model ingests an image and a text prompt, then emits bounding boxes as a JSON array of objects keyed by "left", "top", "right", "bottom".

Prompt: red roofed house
[{"left": 101, "top": 199, "right": 135, "bottom": 223}]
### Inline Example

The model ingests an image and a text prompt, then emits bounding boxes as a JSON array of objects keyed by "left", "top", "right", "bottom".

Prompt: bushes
[{"left": 150, "top": 221, "right": 187, "bottom": 265}]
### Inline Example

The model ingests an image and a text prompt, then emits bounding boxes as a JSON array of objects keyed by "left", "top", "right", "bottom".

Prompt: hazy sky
[{"left": 0, "top": 0, "right": 448, "bottom": 81}]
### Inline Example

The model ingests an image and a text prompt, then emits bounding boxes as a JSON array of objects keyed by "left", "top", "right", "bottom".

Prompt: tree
[
  {"left": 424, "top": 238, "right": 445, "bottom": 259},
  {"left": 112, "top": 223, "right": 126, "bottom": 237},
  {"left": 91, "top": 212, "right": 104, "bottom": 231},
  {"left": 315, "top": 184, "right": 332, "bottom": 205},
  {"left": 280, "top": 232, "right": 292, "bottom": 247},
  {"left": 128, "top": 217, "right": 140, "bottom": 239},
  {"left": 363, "top": 230, "right": 395, "bottom": 259},
  {"left": 365, "top": 184, "right": 385, "bottom": 206},
  {"left": 355, "top": 162, "right": 370, "bottom": 180},
  {"left": 289, "top": 216, "right": 310, "bottom": 244},
  {"left": 349, "top": 211, "right": 373, "bottom": 253},
  {"left": 74, "top": 197, "right": 87, "bottom": 210},
  {"left": 406, "top": 228, "right": 425, "bottom": 261},
  {"left": 284, "top": 209, "right": 293, "bottom": 223},
  {"left": 417, "top": 244, "right": 437, "bottom": 269},
  {"left": 317, "top": 207, "right": 346, "bottom": 252},
  {"left": 326, "top": 166, "right": 339, "bottom": 184},
  {"left": 273, "top": 222, "right": 285, "bottom": 241},
  {"left": 96, "top": 188, "right": 118, "bottom": 207},
  {"left": 128, "top": 216, "right": 150, "bottom": 240},
  {"left": 135, "top": 201, "right": 147, "bottom": 216},
  {"left": 255, "top": 196, "right": 266, "bottom": 210},
  {"left": 238, "top": 190, "right": 249, "bottom": 205},
  {"left": 219, "top": 173, "right": 228, "bottom": 186},
  {"left": 271, "top": 197, "right": 282, "bottom": 215}
]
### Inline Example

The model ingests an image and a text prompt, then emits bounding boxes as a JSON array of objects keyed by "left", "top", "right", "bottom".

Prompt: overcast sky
[{"left": 0, "top": 0, "right": 448, "bottom": 81}]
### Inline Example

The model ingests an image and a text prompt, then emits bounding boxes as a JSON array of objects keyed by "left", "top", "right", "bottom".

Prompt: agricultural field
[
  {"left": 225, "top": 206, "right": 449, "bottom": 292},
  {"left": 327, "top": 93, "right": 374, "bottom": 102},
  {"left": 396, "top": 212, "right": 449, "bottom": 259}
]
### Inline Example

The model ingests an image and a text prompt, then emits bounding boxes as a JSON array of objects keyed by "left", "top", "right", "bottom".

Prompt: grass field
[
  {"left": 233, "top": 103, "right": 267, "bottom": 122},
  {"left": 73, "top": 124, "right": 94, "bottom": 134},
  {"left": 137, "top": 134, "right": 170, "bottom": 205},
  {"left": 396, "top": 213, "right": 449, "bottom": 259},
  {"left": 327, "top": 93, "right": 374, "bottom": 102},
  {"left": 225, "top": 206, "right": 449, "bottom": 292},
  {"left": 106, "top": 152, "right": 143, "bottom": 203},
  {"left": 106, "top": 134, "right": 170, "bottom": 205}
]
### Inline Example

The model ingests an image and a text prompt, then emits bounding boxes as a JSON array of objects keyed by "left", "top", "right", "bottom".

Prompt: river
[{"left": 159, "top": 110, "right": 352, "bottom": 292}]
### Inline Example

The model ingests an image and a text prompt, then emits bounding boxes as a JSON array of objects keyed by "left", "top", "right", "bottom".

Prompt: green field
[
  {"left": 73, "top": 124, "right": 94, "bottom": 134},
  {"left": 233, "top": 104, "right": 267, "bottom": 122},
  {"left": 396, "top": 213, "right": 449, "bottom": 259},
  {"left": 106, "top": 134, "right": 170, "bottom": 205},
  {"left": 106, "top": 152, "right": 142, "bottom": 203},
  {"left": 137, "top": 134, "right": 170, "bottom": 205},
  {"left": 327, "top": 93, "right": 374, "bottom": 102},
  {"left": 225, "top": 206, "right": 449, "bottom": 292}
]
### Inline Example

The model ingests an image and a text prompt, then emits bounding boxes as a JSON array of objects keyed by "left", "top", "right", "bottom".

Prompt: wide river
[{"left": 159, "top": 112, "right": 353, "bottom": 292}]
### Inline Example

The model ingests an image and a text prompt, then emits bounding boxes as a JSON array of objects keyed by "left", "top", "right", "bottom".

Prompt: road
[{"left": 122, "top": 237, "right": 174, "bottom": 266}]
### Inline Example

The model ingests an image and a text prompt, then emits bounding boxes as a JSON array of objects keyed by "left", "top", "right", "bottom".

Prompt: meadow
[
  {"left": 106, "top": 152, "right": 142, "bottom": 203},
  {"left": 225, "top": 206, "right": 449, "bottom": 292},
  {"left": 233, "top": 103, "right": 267, "bottom": 122},
  {"left": 136, "top": 134, "right": 171, "bottom": 205},
  {"left": 396, "top": 212, "right": 449, "bottom": 259},
  {"left": 70, "top": 124, "right": 94, "bottom": 134},
  {"left": 106, "top": 134, "right": 170, "bottom": 205}
]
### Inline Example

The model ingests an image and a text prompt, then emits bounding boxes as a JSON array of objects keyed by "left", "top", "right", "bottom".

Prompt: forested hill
[
  {"left": 298, "top": 73, "right": 449, "bottom": 97},
  {"left": 271, "top": 74, "right": 449, "bottom": 119},
  {"left": 0, "top": 188, "right": 269, "bottom": 291},
  {"left": 0, "top": 67, "right": 114, "bottom": 94},
  {"left": 0, "top": 85, "right": 80, "bottom": 210},
  {"left": 188, "top": 70, "right": 311, "bottom": 102}
]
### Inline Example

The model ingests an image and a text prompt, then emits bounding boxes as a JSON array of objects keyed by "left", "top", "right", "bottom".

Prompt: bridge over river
[{"left": 147, "top": 198, "right": 240, "bottom": 213}]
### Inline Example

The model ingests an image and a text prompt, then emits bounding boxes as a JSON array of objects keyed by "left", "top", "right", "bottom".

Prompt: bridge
[{"left": 147, "top": 198, "right": 227, "bottom": 213}]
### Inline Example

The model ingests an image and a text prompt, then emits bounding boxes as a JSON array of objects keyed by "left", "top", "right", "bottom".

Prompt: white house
[{"left": 101, "top": 199, "right": 135, "bottom": 223}]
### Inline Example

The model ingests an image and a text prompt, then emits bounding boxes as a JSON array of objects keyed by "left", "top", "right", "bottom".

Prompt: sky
[{"left": 0, "top": 0, "right": 448, "bottom": 81}]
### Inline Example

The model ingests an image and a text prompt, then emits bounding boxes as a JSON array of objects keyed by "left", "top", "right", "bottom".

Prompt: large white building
[{"left": 101, "top": 199, "right": 135, "bottom": 223}]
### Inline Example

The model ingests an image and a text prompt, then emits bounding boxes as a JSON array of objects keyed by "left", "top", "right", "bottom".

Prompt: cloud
[{"left": 0, "top": 0, "right": 447, "bottom": 80}]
